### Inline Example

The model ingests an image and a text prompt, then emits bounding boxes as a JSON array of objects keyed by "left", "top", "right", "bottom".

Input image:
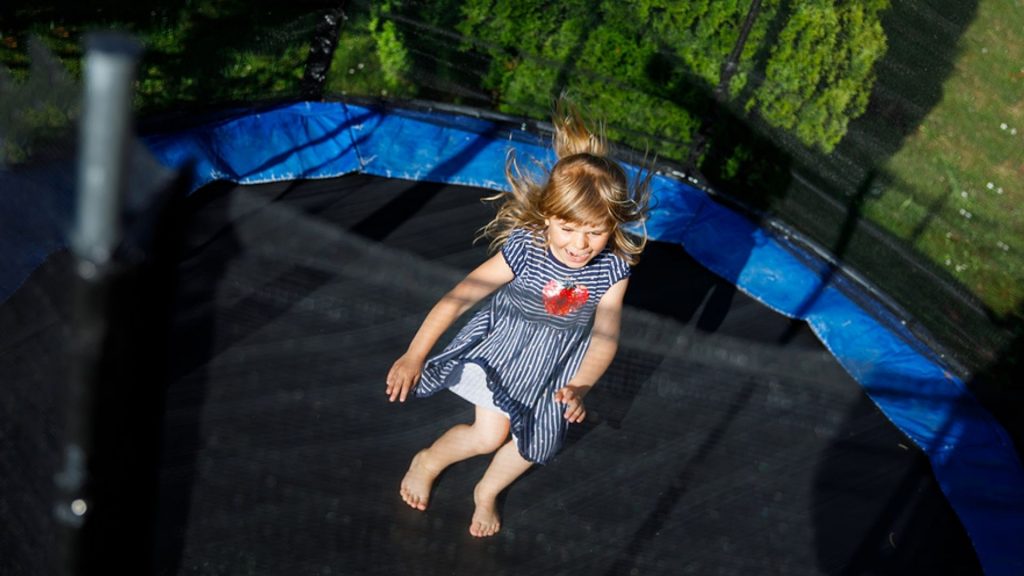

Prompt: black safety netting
[
  {"left": 1, "top": 1, "right": 1022, "bottom": 575},
  {"left": 317, "top": 0, "right": 1021, "bottom": 392},
  {"left": 4, "top": 0, "right": 1020, "bottom": 384},
  {"left": 0, "top": 172, "right": 984, "bottom": 574}
]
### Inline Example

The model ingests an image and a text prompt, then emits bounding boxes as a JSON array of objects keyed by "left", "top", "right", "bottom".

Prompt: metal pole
[
  {"left": 71, "top": 32, "right": 142, "bottom": 264},
  {"left": 55, "top": 31, "right": 142, "bottom": 576},
  {"left": 301, "top": 3, "right": 347, "bottom": 100},
  {"left": 686, "top": 0, "right": 764, "bottom": 170}
]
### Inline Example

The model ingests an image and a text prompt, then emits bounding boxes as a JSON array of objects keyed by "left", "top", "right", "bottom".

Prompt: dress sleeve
[
  {"left": 608, "top": 253, "right": 631, "bottom": 286},
  {"left": 501, "top": 228, "right": 531, "bottom": 276}
]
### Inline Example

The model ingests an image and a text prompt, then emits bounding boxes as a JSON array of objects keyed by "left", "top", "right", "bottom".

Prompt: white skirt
[{"left": 448, "top": 362, "right": 508, "bottom": 418}]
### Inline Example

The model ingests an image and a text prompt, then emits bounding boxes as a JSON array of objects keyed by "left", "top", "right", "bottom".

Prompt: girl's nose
[{"left": 573, "top": 233, "right": 588, "bottom": 249}]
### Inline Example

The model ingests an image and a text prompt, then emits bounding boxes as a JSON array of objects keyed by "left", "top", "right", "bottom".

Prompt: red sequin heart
[{"left": 542, "top": 279, "right": 589, "bottom": 316}]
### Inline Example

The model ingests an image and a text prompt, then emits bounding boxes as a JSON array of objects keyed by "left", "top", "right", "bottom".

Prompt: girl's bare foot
[
  {"left": 400, "top": 450, "right": 438, "bottom": 511},
  {"left": 469, "top": 487, "right": 501, "bottom": 537}
]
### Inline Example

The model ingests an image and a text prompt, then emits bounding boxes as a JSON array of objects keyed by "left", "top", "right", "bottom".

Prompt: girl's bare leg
[
  {"left": 470, "top": 440, "right": 533, "bottom": 537},
  {"left": 401, "top": 406, "right": 509, "bottom": 510}
]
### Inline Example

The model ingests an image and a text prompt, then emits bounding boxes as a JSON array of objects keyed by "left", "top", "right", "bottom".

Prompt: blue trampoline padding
[{"left": 3, "top": 100, "right": 1014, "bottom": 574}]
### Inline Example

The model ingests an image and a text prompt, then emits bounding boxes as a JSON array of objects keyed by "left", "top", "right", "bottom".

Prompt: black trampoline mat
[{"left": 0, "top": 173, "right": 981, "bottom": 575}]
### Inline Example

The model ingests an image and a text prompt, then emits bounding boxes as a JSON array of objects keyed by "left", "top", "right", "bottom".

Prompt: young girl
[{"left": 385, "top": 99, "right": 649, "bottom": 538}]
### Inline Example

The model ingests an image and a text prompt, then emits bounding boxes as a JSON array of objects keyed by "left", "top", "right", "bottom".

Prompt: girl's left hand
[{"left": 553, "top": 385, "right": 588, "bottom": 423}]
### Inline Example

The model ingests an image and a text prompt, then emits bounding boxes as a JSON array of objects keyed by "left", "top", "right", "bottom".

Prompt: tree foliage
[
  {"left": 0, "top": 37, "right": 77, "bottom": 165},
  {"left": 369, "top": 1, "right": 413, "bottom": 94},
  {"left": 459, "top": 0, "right": 704, "bottom": 158},
  {"left": 752, "top": 0, "right": 889, "bottom": 152},
  {"left": 453, "top": 0, "right": 888, "bottom": 159}
]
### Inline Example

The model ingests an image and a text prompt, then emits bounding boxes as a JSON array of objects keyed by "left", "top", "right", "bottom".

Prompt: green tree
[
  {"left": 458, "top": 0, "right": 707, "bottom": 158},
  {"left": 752, "top": 0, "right": 889, "bottom": 152},
  {"left": 369, "top": 1, "right": 413, "bottom": 94},
  {"left": 456, "top": 0, "right": 888, "bottom": 161},
  {"left": 0, "top": 37, "right": 77, "bottom": 165}
]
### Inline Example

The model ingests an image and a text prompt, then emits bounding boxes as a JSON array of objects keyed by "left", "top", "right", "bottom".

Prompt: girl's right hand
[{"left": 386, "top": 353, "right": 424, "bottom": 403}]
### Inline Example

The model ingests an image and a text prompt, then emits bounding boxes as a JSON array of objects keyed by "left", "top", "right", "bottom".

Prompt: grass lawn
[{"left": 863, "top": 0, "right": 1023, "bottom": 317}]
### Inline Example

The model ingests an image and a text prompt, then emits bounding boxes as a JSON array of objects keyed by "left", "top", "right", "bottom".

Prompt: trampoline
[{"left": 2, "top": 100, "right": 1022, "bottom": 575}]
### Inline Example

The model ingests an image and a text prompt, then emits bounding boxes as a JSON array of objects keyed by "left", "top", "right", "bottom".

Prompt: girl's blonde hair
[{"left": 480, "top": 98, "right": 651, "bottom": 265}]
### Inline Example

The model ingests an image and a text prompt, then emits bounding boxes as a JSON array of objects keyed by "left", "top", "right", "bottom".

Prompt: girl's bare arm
[
  {"left": 386, "top": 253, "right": 514, "bottom": 402},
  {"left": 554, "top": 278, "right": 628, "bottom": 422}
]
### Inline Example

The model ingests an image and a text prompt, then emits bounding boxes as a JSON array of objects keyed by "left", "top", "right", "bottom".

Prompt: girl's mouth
[{"left": 565, "top": 249, "right": 590, "bottom": 263}]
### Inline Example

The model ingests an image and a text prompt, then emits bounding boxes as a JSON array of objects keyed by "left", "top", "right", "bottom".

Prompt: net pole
[
  {"left": 55, "top": 31, "right": 142, "bottom": 576},
  {"left": 301, "top": 3, "right": 347, "bottom": 100}
]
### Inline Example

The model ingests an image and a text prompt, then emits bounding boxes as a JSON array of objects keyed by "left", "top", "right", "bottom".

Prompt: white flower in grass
[
  {"left": 961, "top": 191, "right": 968, "bottom": 198},
  {"left": 987, "top": 182, "right": 995, "bottom": 189},
  {"left": 1001, "top": 123, "right": 1008, "bottom": 130}
]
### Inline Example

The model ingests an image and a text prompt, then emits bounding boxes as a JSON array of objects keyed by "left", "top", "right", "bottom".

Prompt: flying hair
[{"left": 480, "top": 97, "right": 651, "bottom": 265}]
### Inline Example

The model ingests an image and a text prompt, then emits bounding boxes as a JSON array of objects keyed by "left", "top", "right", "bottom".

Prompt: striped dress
[{"left": 416, "top": 228, "right": 631, "bottom": 464}]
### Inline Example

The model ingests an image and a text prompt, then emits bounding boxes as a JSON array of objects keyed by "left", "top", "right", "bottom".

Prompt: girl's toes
[
  {"left": 400, "top": 486, "right": 421, "bottom": 510},
  {"left": 469, "top": 519, "right": 500, "bottom": 538}
]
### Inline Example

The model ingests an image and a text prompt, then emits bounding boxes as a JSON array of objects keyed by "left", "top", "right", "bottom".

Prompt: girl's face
[{"left": 544, "top": 217, "right": 612, "bottom": 268}]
